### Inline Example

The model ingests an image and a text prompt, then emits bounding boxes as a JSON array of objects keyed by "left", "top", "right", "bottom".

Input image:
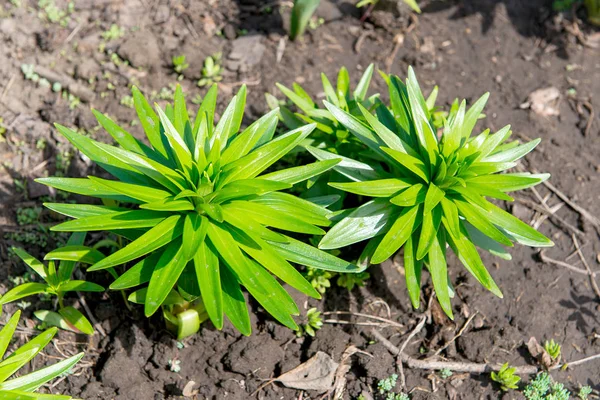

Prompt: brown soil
[{"left": 1, "top": 0, "right": 599, "bottom": 399}]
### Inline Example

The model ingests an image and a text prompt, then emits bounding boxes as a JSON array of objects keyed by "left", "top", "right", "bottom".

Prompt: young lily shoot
[
  {"left": 3, "top": 233, "right": 104, "bottom": 335},
  {"left": 38, "top": 84, "right": 361, "bottom": 336},
  {"left": 311, "top": 67, "right": 553, "bottom": 318}
]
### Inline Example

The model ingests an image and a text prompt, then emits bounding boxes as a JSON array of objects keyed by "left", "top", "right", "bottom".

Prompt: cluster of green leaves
[
  {"left": 1, "top": 234, "right": 104, "bottom": 335},
  {"left": 172, "top": 55, "right": 189, "bottom": 81},
  {"left": 295, "top": 307, "right": 322, "bottom": 337},
  {"left": 271, "top": 64, "right": 376, "bottom": 157},
  {"left": 378, "top": 374, "right": 398, "bottom": 393},
  {"left": 543, "top": 339, "right": 561, "bottom": 361},
  {"left": 491, "top": 363, "right": 521, "bottom": 391},
  {"left": 0, "top": 311, "right": 83, "bottom": 399},
  {"left": 198, "top": 53, "right": 223, "bottom": 87},
  {"left": 308, "top": 67, "right": 552, "bottom": 318},
  {"left": 523, "top": 372, "right": 592, "bottom": 400},
  {"left": 38, "top": 84, "right": 361, "bottom": 336}
]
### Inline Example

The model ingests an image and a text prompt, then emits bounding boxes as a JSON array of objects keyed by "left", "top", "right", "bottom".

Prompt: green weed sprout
[
  {"left": 304, "top": 266, "right": 334, "bottom": 294},
  {"left": 296, "top": 307, "right": 323, "bottom": 337},
  {"left": 311, "top": 67, "right": 553, "bottom": 318},
  {"left": 172, "top": 55, "right": 189, "bottom": 81},
  {"left": 491, "top": 363, "right": 520, "bottom": 391},
  {"left": 2, "top": 234, "right": 104, "bottom": 335},
  {"left": 0, "top": 310, "right": 83, "bottom": 398},
  {"left": 290, "top": 0, "right": 321, "bottom": 40},
  {"left": 197, "top": 53, "right": 223, "bottom": 87},
  {"left": 337, "top": 271, "right": 370, "bottom": 290},
  {"left": 378, "top": 374, "right": 398, "bottom": 394},
  {"left": 578, "top": 386, "right": 593, "bottom": 400},
  {"left": 543, "top": 339, "right": 561, "bottom": 361},
  {"left": 38, "top": 84, "right": 361, "bottom": 337}
]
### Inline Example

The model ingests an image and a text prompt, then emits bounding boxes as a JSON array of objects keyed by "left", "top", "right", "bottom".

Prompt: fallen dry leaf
[
  {"left": 521, "top": 87, "right": 561, "bottom": 117},
  {"left": 527, "top": 337, "right": 559, "bottom": 369},
  {"left": 275, "top": 351, "right": 338, "bottom": 393}
]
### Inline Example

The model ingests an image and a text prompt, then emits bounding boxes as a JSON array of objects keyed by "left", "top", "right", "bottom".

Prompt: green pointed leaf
[
  {"left": 139, "top": 198, "right": 194, "bottom": 211},
  {"left": 212, "top": 85, "right": 246, "bottom": 151},
  {"left": 219, "top": 262, "right": 251, "bottom": 335},
  {"left": 427, "top": 230, "right": 453, "bottom": 319},
  {"left": 329, "top": 178, "right": 412, "bottom": 197},
  {"left": 261, "top": 159, "right": 340, "bottom": 185},
  {"left": 221, "top": 109, "right": 279, "bottom": 165},
  {"left": 404, "top": 235, "right": 422, "bottom": 309},
  {"left": 381, "top": 146, "right": 429, "bottom": 182},
  {"left": 320, "top": 199, "right": 399, "bottom": 249},
  {"left": 416, "top": 205, "right": 443, "bottom": 260},
  {"left": 93, "top": 109, "right": 150, "bottom": 155},
  {"left": 193, "top": 84, "right": 217, "bottom": 139},
  {"left": 464, "top": 222, "right": 512, "bottom": 260},
  {"left": 194, "top": 241, "right": 223, "bottom": 329},
  {"left": 372, "top": 205, "right": 422, "bottom": 264},
  {"left": 89, "top": 215, "right": 183, "bottom": 271},
  {"left": 37, "top": 178, "right": 139, "bottom": 203},
  {"left": 110, "top": 251, "right": 162, "bottom": 290},
  {"left": 353, "top": 64, "right": 375, "bottom": 101},
  {"left": 453, "top": 198, "right": 513, "bottom": 246},
  {"left": 466, "top": 173, "right": 550, "bottom": 192},
  {"left": 0, "top": 311, "right": 21, "bottom": 359},
  {"left": 11, "top": 248, "right": 46, "bottom": 280},
  {"left": 0, "top": 352, "right": 83, "bottom": 392},
  {"left": 389, "top": 184, "right": 427, "bottom": 207},
  {"left": 44, "top": 246, "right": 105, "bottom": 265},
  {"left": 484, "top": 138, "right": 541, "bottom": 163},
  {"left": 57, "top": 280, "right": 104, "bottom": 293},
  {"left": 306, "top": 146, "right": 382, "bottom": 182},
  {"left": 132, "top": 86, "right": 169, "bottom": 159},
  {"left": 145, "top": 240, "right": 188, "bottom": 316},
  {"left": 423, "top": 184, "right": 445, "bottom": 214},
  {"left": 51, "top": 210, "right": 167, "bottom": 232},
  {"left": 0, "top": 283, "right": 49, "bottom": 306},
  {"left": 183, "top": 214, "right": 208, "bottom": 261},
  {"left": 88, "top": 176, "right": 170, "bottom": 203},
  {"left": 445, "top": 222, "right": 503, "bottom": 297},
  {"left": 44, "top": 203, "right": 128, "bottom": 219},
  {"left": 58, "top": 307, "right": 94, "bottom": 335}
]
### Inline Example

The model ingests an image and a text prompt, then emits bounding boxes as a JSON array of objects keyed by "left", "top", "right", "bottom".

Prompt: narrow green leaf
[
  {"left": 93, "top": 109, "right": 150, "bottom": 155},
  {"left": 132, "top": 86, "right": 168, "bottom": 159},
  {"left": 261, "top": 159, "right": 340, "bottom": 185},
  {"left": 306, "top": 146, "right": 382, "bottom": 182},
  {"left": 145, "top": 240, "right": 188, "bottom": 316},
  {"left": 0, "top": 283, "right": 49, "bottom": 306},
  {"left": 484, "top": 138, "right": 541, "bottom": 163},
  {"left": 109, "top": 251, "right": 162, "bottom": 290},
  {"left": 44, "top": 245, "right": 104, "bottom": 265},
  {"left": 44, "top": 203, "right": 128, "bottom": 219},
  {"left": 59, "top": 307, "right": 94, "bottom": 335},
  {"left": 416, "top": 205, "right": 443, "bottom": 260},
  {"left": 319, "top": 199, "right": 398, "bottom": 249},
  {"left": 194, "top": 241, "right": 223, "bottom": 329},
  {"left": 0, "top": 311, "right": 21, "bottom": 359},
  {"left": 89, "top": 215, "right": 183, "bottom": 271},
  {"left": 51, "top": 210, "right": 167, "bottom": 232},
  {"left": 453, "top": 198, "right": 513, "bottom": 246},
  {"left": 353, "top": 63, "right": 375, "bottom": 101},
  {"left": 88, "top": 176, "right": 170, "bottom": 203},
  {"left": 329, "top": 178, "right": 412, "bottom": 197},
  {"left": 37, "top": 178, "right": 139, "bottom": 203},
  {"left": 183, "top": 214, "right": 208, "bottom": 261},
  {"left": 423, "top": 184, "right": 445, "bottom": 214},
  {"left": 58, "top": 280, "right": 104, "bottom": 292},
  {"left": 221, "top": 109, "right": 279, "bottom": 165},
  {"left": 462, "top": 92, "right": 489, "bottom": 138},
  {"left": 139, "top": 198, "right": 194, "bottom": 211},
  {"left": 427, "top": 230, "right": 453, "bottom": 319},
  {"left": 372, "top": 205, "right": 422, "bottom": 264},
  {"left": 11, "top": 248, "right": 46, "bottom": 280},
  {"left": 404, "top": 235, "right": 422, "bottom": 308},
  {"left": 389, "top": 184, "right": 427, "bottom": 207},
  {"left": 219, "top": 262, "right": 251, "bottom": 335},
  {"left": 381, "top": 146, "right": 429, "bottom": 182}
]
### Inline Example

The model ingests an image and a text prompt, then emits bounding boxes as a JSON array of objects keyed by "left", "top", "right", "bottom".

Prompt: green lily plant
[
  {"left": 2, "top": 233, "right": 104, "bottom": 335},
  {"left": 309, "top": 67, "right": 553, "bottom": 318},
  {"left": 37, "top": 84, "right": 361, "bottom": 337},
  {"left": 0, "top": 311, "right": 83, "bottom": 399}
]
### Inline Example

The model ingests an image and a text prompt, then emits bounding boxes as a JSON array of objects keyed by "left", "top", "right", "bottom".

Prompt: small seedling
[
  {"left": 120, "top": 95, "right": 134, "bottom": 108},
  {"left": 578, "top": 386, "right": 593, "bottom": 400},
  {"left": 16, "top": 206, "right": 42, "bottom": 226},
  {"left": 172, "top": 54, "right": 189, "bottom": 81},
  {"left": 0, "top": 311, "right": 83, "bottom": 398},
  {"left": 543, "top": 339, "right": 561, "bottom": 361},
  {"left": 304, "top": 266, "right": 334, "bottom": 294},
  {"left": 491, "top": 363, "right": 520, "bottom": 391},
  {"left": 378, "top": 374, "right": 398, "bottom": 394},
  {"left": 198, "top": 53, "right": 223, "bottom": 87},
  {"left": 2, "top": 233, "right": 105, "bottom": 335},
  {"left": 296, "top": 307, "right": 323, "bottom": 337},
  {"left": 290, "top": 0, "right": 320, "bottom": 40},
  {"left": 168, "top": 359, "right": 181, "bottom": 373},
  {"left": 38, "top": 0, "right": 73, "bottom": 27},
  {"left": 439, "top": 368, "right": 453, "bottom": 379},
  {"left": 356, "top": 0, "right": 421, "bottom": 13},
  {"left": 337, "top": 271, "right": 370, "bottom": 290},
  {"left": 102, "top": 24, "right": 125, "bottom": 41}
]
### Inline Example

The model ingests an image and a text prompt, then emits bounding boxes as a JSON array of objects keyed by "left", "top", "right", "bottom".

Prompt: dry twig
[{"left": 572, "top": 234, "right": 600, "bottom": 301}]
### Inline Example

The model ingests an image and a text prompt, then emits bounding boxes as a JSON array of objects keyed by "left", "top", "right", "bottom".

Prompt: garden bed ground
[{"left": 1, "top": 0, "right": 600, "bottom": 399}]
